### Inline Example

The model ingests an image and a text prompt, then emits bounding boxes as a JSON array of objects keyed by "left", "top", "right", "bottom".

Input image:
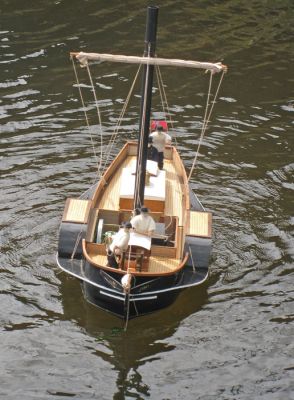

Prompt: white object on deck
[
  {"left": 129, "top": 232, "right": 151, "bottom": 250},
  {"left": 120, "top": 167, "right": 166, "bottom": 201},
  {"left": 130, "top": 159, "right": 158, "bottom": 176}
]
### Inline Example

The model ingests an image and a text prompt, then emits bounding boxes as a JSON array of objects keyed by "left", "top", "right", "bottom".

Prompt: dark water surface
[{"left": 1, "top": 1, "right": 293, "bottom": 399}]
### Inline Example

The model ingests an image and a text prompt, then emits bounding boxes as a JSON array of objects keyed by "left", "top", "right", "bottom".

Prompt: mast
[{"left": 134, "top": 6, "right": 158, "bottom": 210}]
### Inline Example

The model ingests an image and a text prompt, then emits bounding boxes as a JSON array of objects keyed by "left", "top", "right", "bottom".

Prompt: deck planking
[
  {"left": 90, "top": 253, "right": 180, "bottom": 274},
  {"left": 96, "top": 153, "right": 185, "bottom": 274},
  {"left": 99, "top": 156, "right": 184, "bottom": 225}
]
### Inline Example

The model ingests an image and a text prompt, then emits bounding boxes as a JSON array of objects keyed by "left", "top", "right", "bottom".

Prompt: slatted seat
[
  {"left": 188, "top": 211, "right": 212, "bottom": 238},
  {"left": 62, "top": 198, "right": 92, "bottom": 224}
]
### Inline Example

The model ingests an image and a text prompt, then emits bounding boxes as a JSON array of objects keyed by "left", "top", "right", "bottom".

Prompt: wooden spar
[
  {"left": 134, "top": 6, "right": 158, "bottom": 210},
  {"left": 71, "top": 52, "right": 227, "bottom": 74}
]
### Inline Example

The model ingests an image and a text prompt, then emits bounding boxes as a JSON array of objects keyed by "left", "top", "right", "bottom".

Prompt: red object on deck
[{"left": 151, "top": 120, "right": 168, "bottom": 131}]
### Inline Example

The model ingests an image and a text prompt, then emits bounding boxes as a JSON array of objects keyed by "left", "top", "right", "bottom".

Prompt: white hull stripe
[
  {"left": 100, "top": 290, "right": 157, "bottom": 302},
  {"left": 56, "top": 254, "right": 208, "bottom": 296}
]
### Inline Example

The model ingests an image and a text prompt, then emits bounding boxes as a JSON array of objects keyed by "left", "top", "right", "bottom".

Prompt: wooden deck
[
  {"left": 99, "top": 156, "right": 134, "bottom": 210},
  {"left": 91, "top": 149, "right": 187, "bottom": 275},
  {"left": 99, "top": 156, "right": 184, "bottom": 225},
  {"left": 90, "top": 253, "right": 181, "bottom": 274},
  {"left": 165, "top": 159, "right": 184, "bottom": 226}
]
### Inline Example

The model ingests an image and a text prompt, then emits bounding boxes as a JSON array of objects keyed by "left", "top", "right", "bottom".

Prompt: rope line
[
  {"left": 155, "top": 64, "right": 178, "bottom": 147},
  {"left": 85, "top": 63, "right": 104, "bottom": 177},
  {"left": 71, "top": 57, "right": 101, "bottom": 176},
  {"left": 155, "top": 65, "right": 174, "bottom": 129},
  {"left": 188, "top": 70, "right": 225, "bottom": 181},
  {"left": 155, "top": 66, "right": 167, "bottom": 121},
  {"left": 188, "top": 71, "right": 213, "bottom": 181},
  {"left": 100, "top": 64, "right": 142, "bottom": 174}
]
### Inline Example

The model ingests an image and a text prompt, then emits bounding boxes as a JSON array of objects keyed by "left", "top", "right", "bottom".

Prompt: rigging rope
[
  {"left": 155, "top": 66, "right": 167, "bottom": 121},
  {"left": 155, "top": 64, "right": 178, "bottom": 147},
  {"left": 72, "top": 57, "right": 142, "bottom": 179},
  {"left": 188, "top": 70, "right": 213, "bottom": 181},
  {"left": 188, "top": 69, "right": 225, "bottom": 181},
  {"left": 155, "top": 64, "right": 174, "bottom": 129},
  {"left": 100, "top": 64, "right": 142, "bottom": 174},
  {"left": 71, "top": 56, "right": 101, "bottom": 177},
  {"left": 85, "top": 63, "right": 104, "bottom": 177}
]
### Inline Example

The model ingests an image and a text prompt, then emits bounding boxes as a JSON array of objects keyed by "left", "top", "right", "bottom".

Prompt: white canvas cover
[
  {"left": 128, "top": 232, "right": 151, "bottom": 250},
  {"left": 120, "top": 167, "right": 166, "bottom": 201}
]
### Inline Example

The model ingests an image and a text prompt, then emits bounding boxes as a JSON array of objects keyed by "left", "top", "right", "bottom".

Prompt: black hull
[
  {"left": 83, "top": 279, "right": 181, "bottom": 319},
  {"left": 56, "top": 255, "right": 209, "bottom": 319},
  {"left": 82, "top": 261, "right": 181, "bottom": 319},
  {"left": 56, "top": 185, "right": 211, "bottom": 319}
]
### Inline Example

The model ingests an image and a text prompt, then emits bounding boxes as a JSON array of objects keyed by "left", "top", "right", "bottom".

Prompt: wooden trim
[
  {"left": 127, "top": 141, "right": 138, "bottom": 156},
  {"left": 179, "top": 252, "right": 189, "bottom": 269},
  {"left": 62, "top": 198, "right": 92, "bottom": 224},
  {"left": 119, "top": 198, "right": 164, "bottom": 212},
  {"left": 86, "top": 242, "right": 106, "bottom": 255},
  {"left": 85, "top": 208, "right": 99, "bottom": 241},
  {"left": 163, "top": 145, "right": 173, "bottom": 160},
  {"left": 119, "top": 198, "right": 133, "bottom": 211},
  {"left": 171, "top": 146, "right": 190, "bottom": 232},
  {"left": 98, "top": 209, "right": 121, "bottom": 224},
  {"left": 151, "top": 245, "right": 176, "bottom": 258},
  {"left": 176, "top": 226, "right": 184, "bottom": 259},
  {"left": 93, "top": 142, "right": 130, "bottom": 206}
]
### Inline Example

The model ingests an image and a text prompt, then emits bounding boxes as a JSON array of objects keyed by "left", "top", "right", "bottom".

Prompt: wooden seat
[
  {"left": 120, "top": 246, "right": 150, "bottom": 272},
  {"left": 62, "top": 198, "right": 92, "bottom": 224},
  {"left": 188, "top": 211, "right": 212, "bottom": 238}
]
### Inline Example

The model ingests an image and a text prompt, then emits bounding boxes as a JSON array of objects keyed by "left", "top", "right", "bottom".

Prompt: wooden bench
[
  {"left": 188, "top": 211, "right": 212, "bottom": 238},
  {"left": 62, "top": 198, "right": 92, "bottom": 224}
]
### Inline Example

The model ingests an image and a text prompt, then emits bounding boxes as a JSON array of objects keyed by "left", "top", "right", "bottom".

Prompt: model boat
[{"left": 57, "top": 6, "right": 227, "bottom": 324}]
